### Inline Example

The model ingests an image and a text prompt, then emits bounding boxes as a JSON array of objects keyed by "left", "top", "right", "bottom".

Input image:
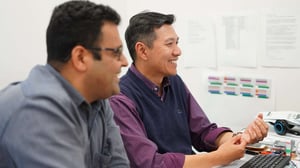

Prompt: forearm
[
  {"left": 123, "top": 138, "right": 185, "bottom": 168},
  {"left": 215, "top": 132, "right": 234, "bottom": 147}
]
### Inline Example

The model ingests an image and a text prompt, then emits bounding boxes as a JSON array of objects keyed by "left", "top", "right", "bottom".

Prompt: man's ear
[
  {"left": 135, "top": 42, "right": 148, "bottom": 61},
  {"left": 70, "top": 45, "right": 89, "bottom": 72}
]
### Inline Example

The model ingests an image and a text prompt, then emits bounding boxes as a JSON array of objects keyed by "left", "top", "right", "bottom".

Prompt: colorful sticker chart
[{"left": 208, "top": 75, "right": 271, "bottom": 99}]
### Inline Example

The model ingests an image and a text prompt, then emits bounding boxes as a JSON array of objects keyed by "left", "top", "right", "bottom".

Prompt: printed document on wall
[
  {"left": 215, "top": 11, "right": 259, "bottom": 68},
  {"left": 176, "top": 15, "right": 217, "bottom": 68},
  {"left": 261, "top": 9, "right": 300, "bottom": 68}
]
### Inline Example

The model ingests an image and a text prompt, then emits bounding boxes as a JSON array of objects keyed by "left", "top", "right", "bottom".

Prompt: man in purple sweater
[{"left": 109, "top": 11, "right": 268, "bottom": 168}]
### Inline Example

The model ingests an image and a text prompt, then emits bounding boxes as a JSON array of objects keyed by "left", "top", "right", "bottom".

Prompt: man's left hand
[{"left": 242, "top": 113, "right": 269, "bottom": 144}]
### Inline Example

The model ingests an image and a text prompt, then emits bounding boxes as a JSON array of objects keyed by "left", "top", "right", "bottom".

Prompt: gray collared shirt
[{"left": 0, "top": 64, "right": 129, "bottom": 168}]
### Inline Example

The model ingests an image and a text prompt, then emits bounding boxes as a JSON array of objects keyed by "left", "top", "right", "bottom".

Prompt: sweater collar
[{"left": 129, "top": 64, "right": 170, "bottom": 95}]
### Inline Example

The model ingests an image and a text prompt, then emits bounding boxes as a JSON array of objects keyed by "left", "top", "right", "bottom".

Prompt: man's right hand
[{"left": 216, "top": 134, "right": 247, "bottom": 165}]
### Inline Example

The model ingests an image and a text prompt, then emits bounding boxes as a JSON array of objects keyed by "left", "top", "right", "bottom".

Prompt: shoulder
[
  {"left": 109, "top": 93, "right": 137, "bottom": 116},
  {"left": 169, "top": 74, "right": 185, "bottom": 83},
  {"left": 22, "top": 65, "right": 68, "bottom": 98},
  {"left": 0, "top": 83, "right": 23, "bottom": 136},
  {"left": 0, "top": 66, "right": 79, "bottom": 137},
  {"left": 109, "top": 93, "right": 136, "bottom": 108},
  {"left": 169, "top": 75, "right": 188, "bottom": 91}
]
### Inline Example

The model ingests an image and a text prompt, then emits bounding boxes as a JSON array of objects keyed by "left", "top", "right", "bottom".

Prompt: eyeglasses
[{"left": 87, "top": 46, "right": 123, "bottom": 60}]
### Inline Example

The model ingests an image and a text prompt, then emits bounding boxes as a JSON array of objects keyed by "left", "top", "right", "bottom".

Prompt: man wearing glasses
[{"left": 0, "top": 1, "right": 129, "bottom": 167}]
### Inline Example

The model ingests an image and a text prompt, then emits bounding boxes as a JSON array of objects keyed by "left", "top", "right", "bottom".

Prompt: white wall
[
  {"left": 0, "top": 0, "right": 127, "bottom": 87},
  {"left": 1, "top": 0, "right": 300, "bottom": 131}
]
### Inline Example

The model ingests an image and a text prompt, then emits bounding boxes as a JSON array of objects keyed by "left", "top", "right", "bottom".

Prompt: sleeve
[
  {"left": 185, "top": 86, "right": 232, "bottom": 152},
  {"left": 109, "top": 94, "right": 185, "bottom": 168},
  {"left": 102, "top": 100, "right": 130, "bottom": 167},
  {"left": 1, "top": 99, "right": 87, "bottom": 168}
]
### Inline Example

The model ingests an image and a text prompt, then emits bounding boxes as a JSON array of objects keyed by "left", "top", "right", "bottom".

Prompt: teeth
[{"left": 171, "top": 60, "right": 177, "bottom": 64}]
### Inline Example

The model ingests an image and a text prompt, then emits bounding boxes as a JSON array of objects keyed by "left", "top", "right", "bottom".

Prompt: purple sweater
[{"left": 109, "top": 64, "right": 231, "bottom": 168}]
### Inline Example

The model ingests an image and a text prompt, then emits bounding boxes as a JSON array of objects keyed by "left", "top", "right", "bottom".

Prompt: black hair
[
  {"left": 125, "top": 11, "right": 175, "bottom": 62},
  {"left": 46, "top": 0, "right": 120, "bottom": 64}
]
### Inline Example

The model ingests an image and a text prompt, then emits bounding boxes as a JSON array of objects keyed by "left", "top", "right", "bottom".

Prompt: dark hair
[
  {"left": 46, "top": 0, "right": 120, "bottom": 64},
  {"left": 125, "top": 11, "right": 175, "bottom": 62}
]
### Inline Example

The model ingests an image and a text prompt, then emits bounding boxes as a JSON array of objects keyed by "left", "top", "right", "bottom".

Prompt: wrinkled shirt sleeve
[
  {"left": 109, "top": 94, "right": 185, "bottom": 168},
  {"left": 185, "top": 85, "right": 232, "bottom": 152}
]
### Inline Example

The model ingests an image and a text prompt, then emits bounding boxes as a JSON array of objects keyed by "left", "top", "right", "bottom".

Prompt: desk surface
[{"left": 218, "top": 128, "right": 300, "bottom": 167}]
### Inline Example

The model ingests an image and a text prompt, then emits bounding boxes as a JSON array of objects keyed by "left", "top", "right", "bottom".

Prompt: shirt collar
[
  {"left": 46, "top": 64, "right": 86, "bottom": 106},
  {"left": 129, "top": 64, "right": 170, "bottom": 94}
]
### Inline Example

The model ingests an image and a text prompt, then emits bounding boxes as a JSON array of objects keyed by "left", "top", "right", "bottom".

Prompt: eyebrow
[{"left": 165, "top": 37, "right": 179, "bottom": 43}]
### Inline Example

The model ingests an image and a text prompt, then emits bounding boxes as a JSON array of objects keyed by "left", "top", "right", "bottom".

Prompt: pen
[
  {"left": 260, "top": 151, "right": 272, "bottom": 155},
  {"left": 245, "top": 149, "right": 260, "bottom": 155}
]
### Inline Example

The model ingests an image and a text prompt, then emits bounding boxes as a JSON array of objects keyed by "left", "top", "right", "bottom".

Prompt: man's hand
[
  {"left": 216, "top": 134, "right": 247, "bottom": 165},
  {"left": 242, "top": 113, "right": 269, "bottom": 144}
]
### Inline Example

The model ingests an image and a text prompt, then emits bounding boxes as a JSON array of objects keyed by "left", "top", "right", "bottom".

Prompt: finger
[
  {"left": 255, "top": 119, "right": 269, "bottom": 137},
  {"left": 252, "top": 121, "right": 263, "bottom": 138},
  {"left": 245, "top": 116, "right": 269, "bottom": 143},
  {"left": 231, "top": 134, "right": 242, "bottom": 143},
  {"left": 239, "top": 137, "right": 248, "bottom": 147},
  {"left": 242, "top": 132, "right": 253, "bottom": 144},
  {"left": 255, "top": 113, "right": 269, "bottom": 130},
  {"left": 241, "top": 133, "right": 250, "bottom": 143},
  {"left": 257, "top": 113, "right": 263, "bottom": 119},
  {"left": 245, "top": 127, "right": 259, "bottom": 143}
]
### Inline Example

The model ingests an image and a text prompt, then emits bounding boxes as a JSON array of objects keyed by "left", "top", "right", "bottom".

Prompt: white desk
[{"left": 220, "top": 127, "right": 300, "bottom": 167}]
